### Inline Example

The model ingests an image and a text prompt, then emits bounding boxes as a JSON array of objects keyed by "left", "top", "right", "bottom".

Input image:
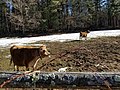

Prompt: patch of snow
[
  {"left": 88, "top": 30, "right": 120, "bottom": 38},
  {"left": 58, "top": 67, "right": 72, "bottom": 72},
  {"left": 0, "top": 30, "right": 119, "bottom": 47}
]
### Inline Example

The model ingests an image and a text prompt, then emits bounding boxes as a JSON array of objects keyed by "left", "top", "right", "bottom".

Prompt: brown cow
[
  {"left": 79, "top": 30, "right": 90, "bottom": 40},
  {"left": 10, "top": 45, "right": 50, "bottom": 71}
]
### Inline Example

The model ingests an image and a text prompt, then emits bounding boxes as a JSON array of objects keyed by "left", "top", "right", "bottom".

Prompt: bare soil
[{"left": 38, "top": 36, "right": 120, "bottom": 72}]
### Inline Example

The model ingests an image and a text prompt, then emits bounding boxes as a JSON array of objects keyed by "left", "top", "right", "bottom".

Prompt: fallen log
[{"left": 0, "top": 71, "right": 120, "bottom": 89}]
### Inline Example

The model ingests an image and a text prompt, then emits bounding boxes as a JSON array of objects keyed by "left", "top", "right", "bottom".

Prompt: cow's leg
[
  {"left": 79, "top": 36, "right": 81, "bottom": 40},
  {"left": 85, "top": 35, "right": 87, "bottom": 40},
  {"left": 26, "top": 68, "right": 29, "bottom": 71},
  {"left": 17, "top": 66, "right": 19, "bottom": 71},
  {"left": 14, "top": 65, "right": 16, "bottom": 71},
  {"left": 14, "top": 65, "right": 19, "bottom": 71},
  {"left": 26, "top": 64, "right": 29, "bottom": 71}
]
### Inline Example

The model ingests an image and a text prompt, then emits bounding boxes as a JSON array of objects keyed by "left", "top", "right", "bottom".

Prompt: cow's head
[{"left": 39, "top": 45, "right": 50, "bottom": 58}]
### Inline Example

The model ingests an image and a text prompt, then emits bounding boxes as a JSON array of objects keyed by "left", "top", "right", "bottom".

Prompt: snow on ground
[{"left": 0, "top": 30, "right": 120, "bottom": 47}]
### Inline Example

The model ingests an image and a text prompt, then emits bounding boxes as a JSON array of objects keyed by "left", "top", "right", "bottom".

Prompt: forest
[{"left": 0, "top": 0, "right": 120, "bottom": 37}]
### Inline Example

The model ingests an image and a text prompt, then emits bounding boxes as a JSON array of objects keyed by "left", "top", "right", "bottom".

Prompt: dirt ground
[
  {"left": 37, "top": 36, "right": 120, "bottom": 72},
  {"left": 0, "top": 36, "right": 120, "bottom": 72}
]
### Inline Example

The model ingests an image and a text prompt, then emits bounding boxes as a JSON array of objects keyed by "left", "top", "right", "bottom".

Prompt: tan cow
[
  {"left": 10, "top": 45, "right": 50, "bottom": 71},
  {"left": 79, "top": 30, "right": 90, "bottom": 40}
]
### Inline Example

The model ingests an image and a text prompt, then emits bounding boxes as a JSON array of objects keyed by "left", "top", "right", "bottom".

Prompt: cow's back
[{"left": 10, "top": 45, "right": 40, "bottom": 66}]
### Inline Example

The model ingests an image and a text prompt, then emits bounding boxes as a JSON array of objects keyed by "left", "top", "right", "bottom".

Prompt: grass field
[{"left": 0, "top": 36, "right": 120, "bottom": 72}]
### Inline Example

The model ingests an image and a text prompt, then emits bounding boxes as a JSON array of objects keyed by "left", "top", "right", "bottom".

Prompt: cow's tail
[
  {"left": 9, "top": 58, "right": 12, "bottom": 66},
  {"left": 9, "top": 45, "right": 15, "bottom": 66}
]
